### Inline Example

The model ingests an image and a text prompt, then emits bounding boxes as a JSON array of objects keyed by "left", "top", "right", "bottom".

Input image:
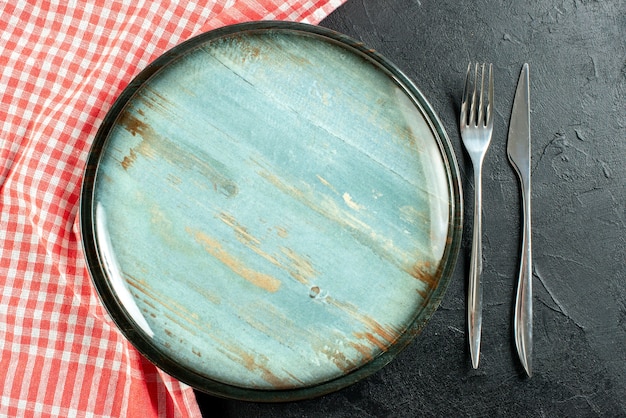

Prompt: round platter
[{"left": 80, "top": 21, "right": 462, "bottom": 401}]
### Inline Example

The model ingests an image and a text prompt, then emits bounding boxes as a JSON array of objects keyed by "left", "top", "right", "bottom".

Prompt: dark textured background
[{"left": 196, "top": 0, "right": 626, "bottom": 415}]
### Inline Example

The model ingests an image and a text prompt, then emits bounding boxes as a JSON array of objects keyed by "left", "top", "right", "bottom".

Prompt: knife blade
[{"left": 507, "top": 63, "right": 533, "bottom": 377}]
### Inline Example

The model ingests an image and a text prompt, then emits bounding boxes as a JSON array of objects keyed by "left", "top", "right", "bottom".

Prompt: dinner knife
[{"left": 507, "top": 63, "right": 533, "bottom": 377}]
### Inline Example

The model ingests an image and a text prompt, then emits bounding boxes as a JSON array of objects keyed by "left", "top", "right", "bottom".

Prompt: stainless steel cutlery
[
  {"left": 508, "top": 63, "right": 533, "bottom": 377},
  {"left": 460, "top": 63, "right": 494, "bottom": 369},
  {"left": 461, "top": 63, "right": 532, "bottom": 375}
]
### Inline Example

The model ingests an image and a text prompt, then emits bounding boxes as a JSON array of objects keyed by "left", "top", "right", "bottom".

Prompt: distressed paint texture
[{"left": 91, "top": 27, "right": 458, "bottom": 392}]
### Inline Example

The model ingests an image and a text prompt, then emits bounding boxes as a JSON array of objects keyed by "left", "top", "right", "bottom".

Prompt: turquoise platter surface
[{"left": 80, "top": 21, "right": 462, "bottom": 401}]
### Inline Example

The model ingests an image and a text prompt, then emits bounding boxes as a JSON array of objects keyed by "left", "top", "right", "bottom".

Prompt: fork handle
[
  {"left": 514, "top": 176, "right": 533, "bottom": 376},
  {"left": 468, "top": 165, "right": 483, "bottom": 369}
]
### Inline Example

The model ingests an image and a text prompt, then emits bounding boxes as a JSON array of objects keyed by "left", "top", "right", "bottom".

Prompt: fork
[{"left": 460, "top": 62, "right": 494, "bottom": 369}]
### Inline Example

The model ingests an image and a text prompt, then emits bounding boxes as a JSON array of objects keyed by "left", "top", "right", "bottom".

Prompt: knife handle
[
  {"left": 468, "top": 166, "right": 483, "bottom": 369},
  {"left": 514, "top": 177, "right": 533, "bottom": 376}
]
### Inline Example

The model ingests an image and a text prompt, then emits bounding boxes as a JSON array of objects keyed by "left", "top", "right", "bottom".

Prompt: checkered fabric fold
[{"left": 0, "top": 1, "right": 344, "bottom": 416}]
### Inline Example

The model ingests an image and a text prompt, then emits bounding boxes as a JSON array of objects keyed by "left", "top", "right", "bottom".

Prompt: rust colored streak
[
  {"left": 283, "top": 371, "right": 305, "bottom": 386},
  {"left": 275, "top": 226, "right": 289, "bottom": 238},
  {"left": 220, "top": 35, "right": 262, "bottom": 64},
  {"left": 407, "top": 261, "right": 438, "bottom": 289},
  {"left": 125, "top": 273, "right": 203, "bottom": 333},
  {"left": 167, "top": 173, "right": 183, "bottom": 186},
  {"left": 218, "top": 212, "right": 261, "bottom": 247},
  {"left": 141, "top": 86, "right": 176, "bottom": 112},
  {"left": 327, "top": 297, "right": 401, "bottom": 347},
  {"left": 349, "top": 341, "right": 376, "bottom": 362},
  {"left": 186, "top": 281, "right": 221, "bottom": 305},
  {"left": 117, "top": 110, "right": 160, "bottom": 161},
  {"left": 236, "top": 302, "right": 324, "bottom": 366},
  {"left": 119, "top": 110, "right": 152, "bottom": 138},
  {"left": 316, "top": 174, "right": 339, "bottom": 195},
  {"left": 395, "top": 124, "right": 418, "bottom": 149},
  {"left": 257, "top": 168, "right": 304, "bottom": 200},
  {"left": 353, "top": 331, "right": 388, "bottom": 352},
  {"left": 139, "top": 296, "right": 157, "bottom": 310},
  {"left": 221, "top": 344, "right": 292, "bottom": 389},
  {"left": 126, "top": 274, "right": 161, "bottom": 303},
  {"left": 217, "top": 212, "right": 282, "bottom": 268},
  {"left": 164, "top": 312, "right": 198, "bottom": 336},
  {"left": 256, "top": 164, "right": 414, "bottom": 274},
  {"left": 121, "top": 148, "right": 137, "bottom": 170},
  {"left": 318, "top": 344, "right": 357, "bottom": 373},
  {"left": 217, "top": 212, "right": 317, "bottom": 285},
  {"left": 236, "top": 301, "right": 311, "bottom": 348},
  {"left": 186, "top": 227, "right": 281, "bottom": 293},
  {"left": 117, "top": 110, "right": 238, "bottom": 198},
  {"left": 416, "top": 287, "right": 429, "bottom": 299},
  {"left": 310, "top": 333, "right": 362, "bottom": 374},
  {"left": 280, "top": 247, "right": 316, "bottom": 285}
]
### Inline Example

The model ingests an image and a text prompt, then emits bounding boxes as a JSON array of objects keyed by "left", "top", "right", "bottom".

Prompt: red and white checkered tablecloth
[{"left": 0, "top": 1, "right": 344, "bottom": 416}]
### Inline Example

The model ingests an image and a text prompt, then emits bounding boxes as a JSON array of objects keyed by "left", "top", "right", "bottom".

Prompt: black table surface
[{"left": 195, "top": 0, "right": 626, "bottom": 416}]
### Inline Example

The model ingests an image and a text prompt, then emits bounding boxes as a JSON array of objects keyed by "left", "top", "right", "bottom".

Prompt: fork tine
[
  {"left": 487, "top": 63, "right": 494, "bottom": 126},
  {"left": 468, "top": 63, "right": 478, "bottom": 126},
  {"left": 477, "top": 63, "right": 486, "bottom": 126},
  {"left": 460, "top": 62, "right": 471, "bottom": 126}
]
